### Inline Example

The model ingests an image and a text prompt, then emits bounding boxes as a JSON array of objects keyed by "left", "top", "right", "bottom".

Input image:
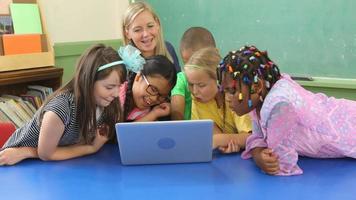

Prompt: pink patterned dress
[{"left": 241, "top": 74, "right": 356, "bottom": 176}]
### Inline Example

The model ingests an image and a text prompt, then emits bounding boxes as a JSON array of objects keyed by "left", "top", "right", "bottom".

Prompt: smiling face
[
  {"left": 185, "top": 68, "right": 218, "bottom": 103},
  {"left": 125, "top": 10, "right": 160, "bottom": 57},
  {"left": 93, "top": 71, "right": 122, "bottom": 108},
  {"left": 132, "top": 73, "right": 171, "bottom": 109}
]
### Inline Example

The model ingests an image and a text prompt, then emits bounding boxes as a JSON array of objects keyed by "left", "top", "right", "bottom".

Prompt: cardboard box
[{"left": 0, "top": 0, "right": 54, "bottom": 72}]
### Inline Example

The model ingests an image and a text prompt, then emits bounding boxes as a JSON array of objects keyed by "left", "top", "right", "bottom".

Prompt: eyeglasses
[{"left": 142, "top": 74, "right": 170, "bottom": 103}]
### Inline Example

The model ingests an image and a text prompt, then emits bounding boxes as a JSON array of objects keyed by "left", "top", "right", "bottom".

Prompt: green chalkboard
[{"left": 146, "top": 0, "right": 356, "bottom": 78}]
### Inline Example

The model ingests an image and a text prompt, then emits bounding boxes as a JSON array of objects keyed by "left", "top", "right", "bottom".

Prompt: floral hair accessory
[{"left": 97, "top": 44, "right": 145, "bottom": 73}]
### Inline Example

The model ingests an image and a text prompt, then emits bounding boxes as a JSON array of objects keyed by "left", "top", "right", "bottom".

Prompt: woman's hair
[
  {"left": 218, "top": 45, "right": 281, "bottom": 95},
  {"left": 39, "top": 44, "right": 127, "bottom": 143},
  {"left": 185, "top": 47, "right": 221, "bottom": 80},
  {"left": 121, "top": 1, "right": 173, "bottom": 62},
  {"left": 123, "top": 55, "right": 177, "bottom": 120}
]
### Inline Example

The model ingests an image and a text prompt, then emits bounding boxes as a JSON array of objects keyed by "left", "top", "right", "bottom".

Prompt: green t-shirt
[{"left": 171, "top": 72, "right": 192, "bottom": 120}]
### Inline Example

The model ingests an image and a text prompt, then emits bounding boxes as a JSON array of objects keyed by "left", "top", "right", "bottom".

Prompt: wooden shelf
[{"left": 0, "top": 66, "right": 63, "bottom": 96}]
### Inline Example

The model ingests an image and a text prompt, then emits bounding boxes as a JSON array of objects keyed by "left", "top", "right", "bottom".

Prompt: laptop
[{"left": 115, "top": 120, "right": 213, "bottom": 165}]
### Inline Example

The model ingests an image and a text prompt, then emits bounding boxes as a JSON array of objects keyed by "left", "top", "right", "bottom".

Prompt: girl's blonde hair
[
  {"left": 122, "top": 1, "right": 173, "bottom": 62},
  {"left": 185, "top": 47, "right": 221, "bottom": 80}
]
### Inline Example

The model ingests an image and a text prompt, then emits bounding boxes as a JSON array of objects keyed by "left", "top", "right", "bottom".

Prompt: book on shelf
[
  {"left": 0, "top": 100, "right": 24, "bottom": 128},
  {"left": 10, "top": 3, "right": 43, "bottom": 34},
  {"left": 0, "top": 15, "right": 14, "bottom": 35},
  {"left": 0, "top": 84, "right": 54, "bottom": 127},
  {"left": 0, "top": 109, "right": 12, "bottom": 123}
]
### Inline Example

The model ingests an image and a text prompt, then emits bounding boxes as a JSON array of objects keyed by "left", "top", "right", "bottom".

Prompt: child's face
[
  {"left": 94, "top": 71, "right": 122, "bottom": 108},
  {"left": 125, "top": 10, "right": 160, "bottom": 57},
  {"left": 185, "top": 68, "right": 218, "bottom": 103},
  {"left": 222, "top": 72, "right": 261, "bottom": 116},
  {"left": 132, "top": 73, "right": 171, "bottom": 109}
]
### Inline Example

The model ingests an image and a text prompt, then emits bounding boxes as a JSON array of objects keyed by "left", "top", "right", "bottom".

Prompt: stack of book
[{"left": 0, "top": 85, "right": 53, "bottom": 128}]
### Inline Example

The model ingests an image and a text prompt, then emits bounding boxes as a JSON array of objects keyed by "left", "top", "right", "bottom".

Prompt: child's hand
[
  {"left": 252, "top": 147, "right": 279, "bottom": 175},
  {"left": 218, "top": 140, "right": 240, "bottom": 154},
  {"left": 92, "top": 125, "right": 109, "bottom": 152},
  {"left": 152, "top": 102, "right": 171, "bottom": 118},
  {"left": 0, "top": 148, "right": 31, "bottom": 166}
]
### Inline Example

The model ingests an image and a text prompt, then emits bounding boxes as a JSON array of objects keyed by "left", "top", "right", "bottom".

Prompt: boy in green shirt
[{"left": 170, "top": 27, "right": 216, "bottom": 120}]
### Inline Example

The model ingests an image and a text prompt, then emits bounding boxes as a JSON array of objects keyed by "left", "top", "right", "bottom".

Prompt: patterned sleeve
[
  {"left": 266, "top": 102, "right": 302, "bottom": 175},
  {"left": 241, "top": 112, "right": 268, "bottom": 159},
  {"left": 42, "top": 94, "right": 71, "bottom": 126}
]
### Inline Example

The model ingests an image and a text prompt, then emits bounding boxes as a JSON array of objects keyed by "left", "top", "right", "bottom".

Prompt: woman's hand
[{"left": 251, "top": 147, "right": 280, "bottom": 175}]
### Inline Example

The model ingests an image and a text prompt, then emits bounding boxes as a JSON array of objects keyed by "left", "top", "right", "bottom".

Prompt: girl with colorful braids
[
  {"left": 185, "top": 47, "right": 252, "bottom": 154},
  {"left": 218, "top": 45, "right": 356, "bottom": 176}
]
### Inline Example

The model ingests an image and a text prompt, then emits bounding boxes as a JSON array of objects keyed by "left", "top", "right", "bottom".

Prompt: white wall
[{"left": 39, "top": 0, "right": 129, "bottom": 44}]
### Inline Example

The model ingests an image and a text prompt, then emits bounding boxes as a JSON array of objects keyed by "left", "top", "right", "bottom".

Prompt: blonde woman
[{"left": 122, "top": 1, "right": 180, "bottom": 72}]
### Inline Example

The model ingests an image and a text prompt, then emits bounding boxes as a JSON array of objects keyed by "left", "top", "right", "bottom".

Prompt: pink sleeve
[
  {"left": 241, "top": 112, "right": 268, "bottom": 159},
  {"left": 265, "top": 102, "right": 303, "bottom": 176}
]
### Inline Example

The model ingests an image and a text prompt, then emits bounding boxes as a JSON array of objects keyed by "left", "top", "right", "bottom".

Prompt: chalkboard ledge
[{"left": 297, "top": 77, "right": 356, "bottom": 90}]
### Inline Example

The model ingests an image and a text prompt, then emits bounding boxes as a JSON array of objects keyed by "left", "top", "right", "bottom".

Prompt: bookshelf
[{"left": 0, "top": 66, "right": 63, "bottom": 96}]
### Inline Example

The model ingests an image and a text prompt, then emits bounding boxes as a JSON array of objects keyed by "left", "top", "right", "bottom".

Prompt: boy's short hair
[{"left": 180, "top": 27, "right": 216, "bottom": 52}]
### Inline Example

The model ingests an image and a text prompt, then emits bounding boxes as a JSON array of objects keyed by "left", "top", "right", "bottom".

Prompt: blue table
[{"left": 1, "top": 144, "right": 355, "bottom": 200}]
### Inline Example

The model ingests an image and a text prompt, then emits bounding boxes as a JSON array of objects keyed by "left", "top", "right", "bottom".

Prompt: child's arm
[
  {"left": 135, "top": 102, "right": 171, "bottom": 122},
  {"left": 213, "top": 132, "right": 250, "bottom": 153},
  {"left": 0, "top": 147, "right": 38, "bottom": 166},
  {"left": 170, "top": 95, "right": 185, "bottom": 120},
  {"left": 37, "top": 111, "right": 108, "bottom": 161}
]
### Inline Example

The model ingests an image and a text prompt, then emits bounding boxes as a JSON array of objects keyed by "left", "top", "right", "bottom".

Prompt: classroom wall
[
  {"left": 37, "top": 0, "right": 128, "bottom": 84},
  {"left": 39, "top": 0, "right": 128, "bottom": 43}
]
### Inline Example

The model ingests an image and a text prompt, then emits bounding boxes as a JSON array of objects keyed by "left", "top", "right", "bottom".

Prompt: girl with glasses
[{"left": 120, "top": 52, "right": 177, "bottom": 122}]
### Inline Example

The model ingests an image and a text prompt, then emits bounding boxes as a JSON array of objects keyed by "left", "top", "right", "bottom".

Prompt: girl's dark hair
[
  {"left": 218, "top": 45, "right": 281, "bottom": 105},
  {"left": 39, "top": 44, "right": 127, "bottom": 143},
  {"left": 123, "top": 55, "right": 177, "bottom": 120}
]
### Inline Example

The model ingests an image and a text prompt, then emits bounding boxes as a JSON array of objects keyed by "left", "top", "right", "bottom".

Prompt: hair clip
[
  {"left": 243, "top": 76, "right": 250, "bottom": 84},
  {"left": 236, "top": 58, "right": 241, "bottom": 64},
  {"left": 97, "top": 44, "right": 145, "bottom": 72},
  {"left": 265, "top": 81, "right": 270, "bottom": 88},
  {"left": 228, "top": 65, "right": 234, "bottom": 72},
  {"left": 254, "top": 75, "right": 258, "bottom": 83},
  {"left": 243, "top": 50, "right": 252, "bottom": 55},
  {"left": 238, "top": 93, "right": 243, "bottom": 100},
  {"left": 259, "top": 95, "right": 264, "bottom": 102},
  {"left": 248, "top": 99, "right": 253, "bottom": 108}
]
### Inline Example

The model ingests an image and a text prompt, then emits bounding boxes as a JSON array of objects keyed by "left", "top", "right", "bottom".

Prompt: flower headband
[{"left": 97, "top": 44, "right": 145, "bottom": 73}]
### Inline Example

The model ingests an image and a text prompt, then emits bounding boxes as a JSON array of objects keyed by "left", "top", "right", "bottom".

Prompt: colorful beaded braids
[{"left": 217, "top": 45, "right": 281, "bottom": 107}]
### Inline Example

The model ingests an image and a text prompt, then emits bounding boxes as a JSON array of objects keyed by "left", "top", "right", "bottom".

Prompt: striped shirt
[{"left": 2, "top": 92, "right": 100, "bottom": 149}]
